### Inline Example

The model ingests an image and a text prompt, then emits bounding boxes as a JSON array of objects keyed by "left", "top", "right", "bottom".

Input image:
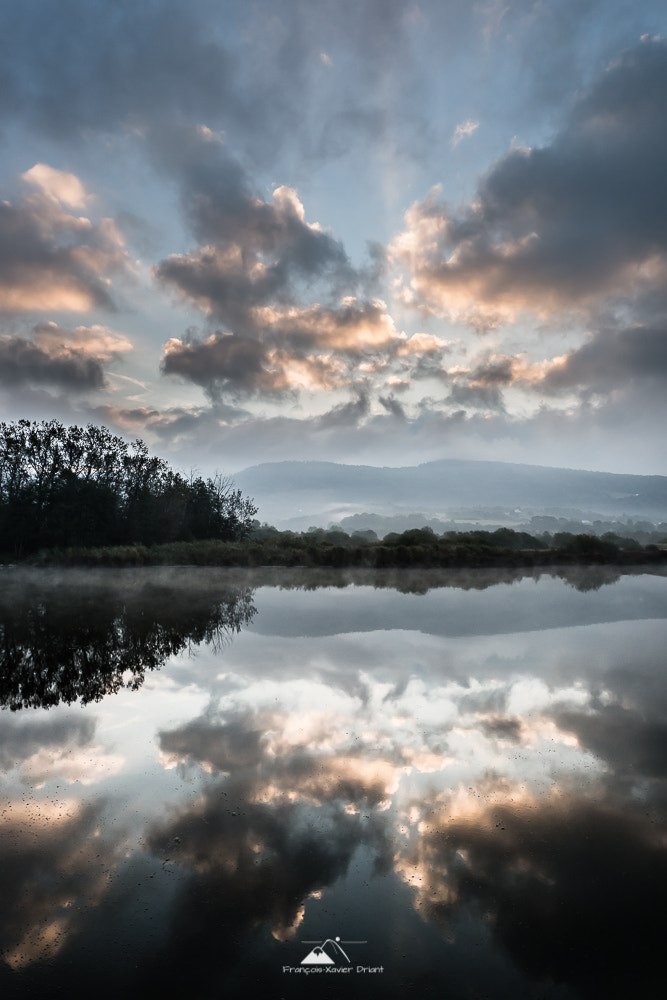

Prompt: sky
[{"left": 1, "top": 0, "right": 666, "bottom": 476}]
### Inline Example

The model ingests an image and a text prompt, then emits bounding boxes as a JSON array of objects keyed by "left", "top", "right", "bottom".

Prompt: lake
[{"left": 1, "top": 566, "right": 666, "bottom": 999}]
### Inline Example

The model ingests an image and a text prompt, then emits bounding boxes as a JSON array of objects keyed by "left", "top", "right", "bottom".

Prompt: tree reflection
[{"left": 0, "top": 569, "right": 256, "bottom": 710}]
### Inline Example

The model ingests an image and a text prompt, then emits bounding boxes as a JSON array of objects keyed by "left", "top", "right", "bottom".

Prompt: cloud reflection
[
  {"left": 0, "top": 799, "right": 118, "bottom": 970},
  {"left": 404, "top": 793, "right": 667, "bottom": 996},
  {"left": 2, "top": 571, "right": 666, "bottom": 995}
]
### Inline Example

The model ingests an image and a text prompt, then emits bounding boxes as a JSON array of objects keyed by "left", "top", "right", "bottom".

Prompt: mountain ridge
[{"left": 234, "top": 459, "right": 667, "bottom": 529}]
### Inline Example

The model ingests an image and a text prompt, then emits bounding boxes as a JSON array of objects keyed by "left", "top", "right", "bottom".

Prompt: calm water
[{"left": 1, "top": 566, "right": 666, "bottom": 999}]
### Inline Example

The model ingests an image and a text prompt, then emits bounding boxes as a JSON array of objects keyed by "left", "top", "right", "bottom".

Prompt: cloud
[
  {"left": 142, "top": 781, "right": 389, "bottom": 972},
  {"left": 406, "top": 794, "right": 667, "bottom": 996},
  {"left": 0, "top": 336, "right": 104, "bottom": 390},
  {"left": 153, "top": 136, "right": 358, "bottom": 330},
  {"left": 162, "top": 331, "right": 290, "bottom": 400},
  {"left": 314, "top": 387, "right": 371, "bottom": 430},
  {"left": 160, "top": 300, "right": 401, "bottom": 399},
  {"left": 93, "top": 401, "right": 253, "bottom": 446},
  {"left": 144, "top": 701, "right": 395, "bottom": 974},
  {"left": 153, "top": 128, "right": 408, "bottom": 400},
  {"left": 262, "top": 299, "right": 398, "bottom": 356},
  {"left": 158, "top": 706, "right": 399, "bottom": 808},
  {"left": 21, "top": 163, "right": 89, "bottom": 208},
  {"left": 0, "top": 714, "right": 96, "bottom": 772},
  {"left": 159, "top": 714, "right": 266, "bottom": 773},
  {"left": 451, "top": 118, "right": 479, "bottom": 146},
  {"left": 379, "top": 394, "right": 407, "bottom": 420},
  {"left": 392, "top": 39, "right": 667, "bottom": 326},
  {"left": 95, "top": 372, "right": 667, "bottom": 477},
  {"left": 0, "top": 322, "right": 132, "bottom": 391},
  {"left": 538, "top": 320, "right": 667, "bottom": 393},
  {"left": 447, "top": 379, "right": 506, "bottom": 411},
  {"left": 0, "top": 799, "right": 118, "bottom": 970},
  {"left": 0, "top": 179, "right": 128, "bottom": 315},
  {"left": 555, "top": 702, "right": 667, "bottom": 780},
  {"left": 0, "top": 0, "right": 237, "bottom": 139}
]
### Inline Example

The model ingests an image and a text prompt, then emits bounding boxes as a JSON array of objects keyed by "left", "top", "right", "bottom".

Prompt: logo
[
  {"left": 282, "top": 933, "right": 384, "bottom": 977},
  {"left": 301, "top": 936, "right": 362, "bottom": 965}
]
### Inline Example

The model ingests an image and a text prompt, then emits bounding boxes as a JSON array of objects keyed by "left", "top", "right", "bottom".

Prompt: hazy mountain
[{"left": 234, "top": 460, "right": 667, "bottom": 530}]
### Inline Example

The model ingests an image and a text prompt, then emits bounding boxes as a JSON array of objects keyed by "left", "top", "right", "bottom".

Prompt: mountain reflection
[
  {"left": 1, "top": 570, "right": 666, "bottom": 997},
  {"left": 0, "top": 569, "right": 256, "bottom": 710}
]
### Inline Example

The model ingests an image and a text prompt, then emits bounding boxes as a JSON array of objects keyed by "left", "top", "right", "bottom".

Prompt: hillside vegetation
[{"left": 25, "top": 523, "right": 666, "bottom": 569}]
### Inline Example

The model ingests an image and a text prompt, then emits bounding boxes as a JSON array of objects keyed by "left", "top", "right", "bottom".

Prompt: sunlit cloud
[
  {"left": 451, "top": 118, "right": 479, "bottom": 146},
  {"left": 0, "top": 322, "right": 133, "bottom": 391},
  {"left": 21, "top": 163, "right": 89, "bottom": 209},
  {"left": 392, "top": 40, "right": 667, "bottom": 331},
  {"left": 0, "top": 176, "right": 130, "bottom": 315}
]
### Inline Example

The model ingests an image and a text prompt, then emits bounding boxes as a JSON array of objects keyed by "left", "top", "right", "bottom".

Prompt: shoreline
[{"left": 4, "top": 537, "right": 666, "bottom": 571}]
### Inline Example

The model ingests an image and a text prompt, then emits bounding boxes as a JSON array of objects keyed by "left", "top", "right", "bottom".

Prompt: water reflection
[
  {"left": 0, "top": 568, "right": 256, "bottom": 709},
  {"left": 0, "top": 798, "right": 117, "bottom": 971},
  {"left": 0, "top": 567, "right": 665, "bottom": 998},
  {"left": 407, "top": 794, "right": 667, "bottom": 997}
]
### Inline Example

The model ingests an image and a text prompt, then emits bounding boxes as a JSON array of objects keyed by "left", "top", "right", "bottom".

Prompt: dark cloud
[
  {"left": 152, "top": 130, "right": 405, "bottom": 399},
  {"left": 106, "top": 374, "right": 667, "bottom": 476},
  {"left": 265, "top": 300, "right": 396, "bottom": 357},
  {"left": 152, "top": 130, "right": 402, "bottom": 398},
  {"left": 0, "top": 335, "right": 105, "bottom": 389},
  {"left": 541, "top": 320, "right": 667, "bottom": 392},
  {"left": 555, "top": 702, "right": 667, "bottom": 780},
  {"left": 411, "top": 796, "right": 667, "bottom": 995},
  {"left": 0, "top": 192, "right": 127, "bottom": 315},
  {"left": 0, "top": 0, "right": 434, "bottom": 174},
  {"left": 159, "top": 715, "right": 266, "bottom": 773},
  {"left": 378, "top": 394, "right": 406, "bottom": 420},
  {"left": 159, "top": 708, "right": 396, "bottom": 808},
  {"left": 394, "top": 39, "right": 667, "bottom": 323},
  {"left": 447, "top": 380, "right": 505, "bottom": 411},
  {"left": 468, "top": 356, "right": 516, "bottom": 386},
  {"left": 315, "top": 388, "right": 371, "bottom": 430},
  {"left": 161, "top": 331, "right": 288, "bottom": 400},
  {"left": 0, "top": 799, "right": 117, "bottom": 970},
  {"left": 0, "top": 0, "right": 237, "bottom": 139},
  {"left": 0, "top": 0, "right": 655, "bottom": 183},
  {"left": 152, "top": 131, "right": 358, "bottom": 329},
  {"left": 479, "top": 715, "right": 523, "bottom": 743},
  {"left": 141, "top": 773, "right": 392, "bottom": 991},
  {"left": 0, "top": 714, "right": 96, "bottom": 771},
  {"left": 92, "top": 402, "right": 253, "bottom": 448},
  {"left": 0, "top": 322, "right": 132, "bottom": 392},
  {"left": 443, "top": 354, "right": 514, "bottom": 411}
]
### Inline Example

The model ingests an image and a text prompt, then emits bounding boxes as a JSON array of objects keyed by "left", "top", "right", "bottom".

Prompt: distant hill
[{"left": 234, "top": 459, "right": 667, "bottom": 530}]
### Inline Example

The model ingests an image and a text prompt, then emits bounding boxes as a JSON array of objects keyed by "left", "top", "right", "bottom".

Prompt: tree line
[{"left": 0, "top": 419, "right": 257, "bottom": 557}]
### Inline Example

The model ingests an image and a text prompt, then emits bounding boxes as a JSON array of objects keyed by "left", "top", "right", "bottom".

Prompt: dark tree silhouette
[
  {"left": 0, "top": 420, "right": 257, "bottom": 555},
  {"left": 0, "top": 574, "right": 257, "bottom": 710}
]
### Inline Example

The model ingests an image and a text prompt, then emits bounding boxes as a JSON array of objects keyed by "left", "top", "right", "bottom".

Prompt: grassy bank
[{"left": 16, "top": 527, "right": 667, "bottom": 569}]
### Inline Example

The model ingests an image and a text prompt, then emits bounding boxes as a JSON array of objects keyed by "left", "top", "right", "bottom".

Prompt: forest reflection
[
  {"left": 0, "top": 569, "right": 257, "bottom": 710},
  {"left": 0, "top": 564, "right": 660, "bottom": 712},
  {"left": 1, "top": 568, "right": 666, "bottom": 997}
]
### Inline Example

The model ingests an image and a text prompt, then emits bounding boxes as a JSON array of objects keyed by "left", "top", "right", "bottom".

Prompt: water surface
[{"left": 1, "top": 566, "right": 665, "bottom": 998}]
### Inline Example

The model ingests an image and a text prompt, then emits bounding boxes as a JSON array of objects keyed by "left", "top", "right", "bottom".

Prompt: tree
[{"left": 0, "top": 420, "right": 258, "bottom": 556}]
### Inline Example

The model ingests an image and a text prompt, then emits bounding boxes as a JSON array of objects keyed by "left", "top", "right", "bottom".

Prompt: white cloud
[
  {"left": 21, "top": 163, "right": 89, "bottom": 209},
  {"left": 452, "top": 119, "right": 480, "bottom": 146}
]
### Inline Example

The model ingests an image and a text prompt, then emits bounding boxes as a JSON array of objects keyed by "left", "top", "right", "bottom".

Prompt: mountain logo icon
[{"left": 301, "top": 936, "right": 362, "bottom": 965}]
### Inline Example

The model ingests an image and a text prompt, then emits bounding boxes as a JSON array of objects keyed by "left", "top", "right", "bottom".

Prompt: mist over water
[{"left": 1, "top": 567, "right": 665, "bottom": 998}]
